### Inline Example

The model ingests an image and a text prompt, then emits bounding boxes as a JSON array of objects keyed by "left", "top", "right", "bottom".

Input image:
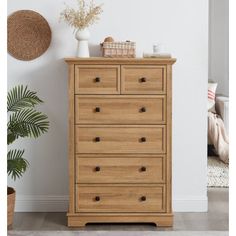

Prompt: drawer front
[
  {"left": 75, "top": 65, "right": 120, "bottom": 94},
  {"left": 121, "top": 66, "right": 166, "bottom": 94},
  {"left": 75, "top": 96, "right": 166, "bottom": 124},
  {"left": 75, "top": 126, "right": 166, "bottom": 154},
  {"left": 76, "top": 155, "right": 165, "bottom": 184},
  {"left": 76, "top": 185, "right": 166, "bottom": 213}
]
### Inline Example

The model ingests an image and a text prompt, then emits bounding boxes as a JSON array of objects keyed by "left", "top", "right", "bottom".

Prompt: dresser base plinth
[{"left": 67, "top": 213, "right": 173, "bottom": 227}]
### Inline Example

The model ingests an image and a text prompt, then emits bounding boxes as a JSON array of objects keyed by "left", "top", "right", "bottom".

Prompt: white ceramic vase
[{"left": 75, "top": 28, "right": 90, "bottom": 57}]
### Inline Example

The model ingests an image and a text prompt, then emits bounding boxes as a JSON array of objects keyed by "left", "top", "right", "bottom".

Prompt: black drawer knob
[
  {"left": 95, "top": 166, "right": 101, "bottom": 172},
  {"left": 94, "top": 137, "right": 100, "bottom": 142},
  {"left": 140, "top": 107, "right": 146, "bottom": 113},
  {"left": 95, "top": 77, "right": 101, "bottom": 82},
  {"left": 95, "top": 107, "right": 100, "bottom": 112},
  {"left": 95, "top": 196, "right": 100, "bottom": 201},
  {"left": 140, "top": 137, "right": 146, "bottom": 142},
  {"left": 140, "top": 196, "right": 146, "bottom": 201},
  {"left": 140, "top": 77, "right": 146, "bottom": 83},
  {"left": 140, "top": 166, "right": 146, "bottom": 172}
]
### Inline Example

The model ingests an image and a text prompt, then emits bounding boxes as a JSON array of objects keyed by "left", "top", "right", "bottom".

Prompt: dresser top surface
[{"left": 64, "top": 57, "right": 176, "bottom": 65}]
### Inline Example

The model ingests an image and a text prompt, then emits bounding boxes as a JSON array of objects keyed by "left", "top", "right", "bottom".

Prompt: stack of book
[{"left": 143, "top": 53, "right": 171, "bottom": 58}]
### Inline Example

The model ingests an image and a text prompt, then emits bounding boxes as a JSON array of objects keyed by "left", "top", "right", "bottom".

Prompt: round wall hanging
[{"left": 8, "top": 10, "right": 51, "bottom": 61}]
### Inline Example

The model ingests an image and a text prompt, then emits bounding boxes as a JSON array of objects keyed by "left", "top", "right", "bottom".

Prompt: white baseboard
[
  {"left": 173, "top": 195, "right": 208, "bottom": 212},
  {"left": 15, "top": 195, "right": 208, "bottom": 212},
  {"left": 15, "top": 195, "right": 69, "bottom": 212}
]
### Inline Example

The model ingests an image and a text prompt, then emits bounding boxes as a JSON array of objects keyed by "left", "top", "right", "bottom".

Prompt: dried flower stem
[{"left": 60, "top": 0, "right": 103, "bottom": 30}]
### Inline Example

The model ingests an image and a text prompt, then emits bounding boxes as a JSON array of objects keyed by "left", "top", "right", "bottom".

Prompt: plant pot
[
  {"left": 75, "top": 28, "right": 90, "bottom": 57},
  {"left": 7, "top": 187, "right": 15, "bottom": 226}
]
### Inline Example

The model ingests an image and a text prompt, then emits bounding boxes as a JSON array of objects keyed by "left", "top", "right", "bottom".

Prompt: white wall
[
  {"left": 8, "top": 0, "right": 208, "bottom": 212},
  {"left": 209, "top": 0, "right": 229, "bottom": 96}
]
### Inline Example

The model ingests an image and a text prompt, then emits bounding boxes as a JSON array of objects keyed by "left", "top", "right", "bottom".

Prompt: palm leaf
[
  {"left": 7, "top": 85, "right": 49, "bottom": 181},
  {"left": 7, "top": 85, "right": 43, "bottom": 112},
  {"left": 7, "top": 150, "right": 29, "bottom": 180},
  {"left": 7, "top": 108, "right": 49, "bottom": 144}
]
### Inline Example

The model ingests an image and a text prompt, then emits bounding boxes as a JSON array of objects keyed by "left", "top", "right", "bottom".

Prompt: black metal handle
[
  {"left": 140, "top": 137, "right": 146, "bottom": 142},
  {"left": 95, "top": 77, "right": 100, "bottom": 82},
  {"left": 140, "top": 166, "right": 146, "bottom": 172},
  {"left": 95, "top": 166, "right": 101, "bottom": 172},
  {"left": 140, "top": 196, "right": 146, "bottom": 201},
  {"left": 95, "top": 107, "right": 100, "bottom": 112},
  {"left": 140, "top": 77, "right": 146, "bottom": 83},
  {"left": 140, "top": 107, "right": 146, "bottom": 113},
  {"left": 95, "top": 196, "right": 100, "bottom": 201},
  {"left": 94, "top": 137, "right": 100, "bottom": 142}
]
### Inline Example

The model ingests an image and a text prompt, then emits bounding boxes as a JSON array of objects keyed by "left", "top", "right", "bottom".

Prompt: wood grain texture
[
  {"left": 75, "top": 126, "right": 166, "bottom": 154},
  {"left": 75, "top": 65, "right": 120, "bottom": 94},
  {"left": 166, "top": 65, "right": 172, "bottom": 213},
  {"left": 65, "top": 57, "right": 176, "bottom": 227},
  {"left": 75, "top": 95, "right": 166, "bottom": 124},
  {"left": 67, "top": 213, "right": 173, "bottom": 227},
  {"left": 75, "top": 184, "right": 166, "bottom": 213},
  {"left": 65, "top": 57, "right": 176, "bottom": 65},
  {"left": 76, "top": 155, "right": 165, "bottom": 184},
  {"left": 67, "top": 63, "right": 75, "bottom": 214},
  {"left": 121, "top": 65, "right": 166, "bottom": 94}
]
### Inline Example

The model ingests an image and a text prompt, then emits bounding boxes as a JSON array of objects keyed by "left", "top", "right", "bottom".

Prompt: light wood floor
[{"left": 10, "top": 188, "right": 228, "bottom": 231}]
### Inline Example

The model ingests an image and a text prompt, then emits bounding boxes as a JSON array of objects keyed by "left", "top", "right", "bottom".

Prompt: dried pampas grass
[{"left": 60, "top": 0, "right": 103, "bottom": 30}]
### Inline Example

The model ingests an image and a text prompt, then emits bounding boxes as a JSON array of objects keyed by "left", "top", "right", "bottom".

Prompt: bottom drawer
[{"left": 76, "top": 185, "right": 166, "bottom": 213}]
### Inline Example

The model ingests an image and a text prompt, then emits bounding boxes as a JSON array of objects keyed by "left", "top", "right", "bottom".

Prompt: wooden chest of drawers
[{"left": 65, "top": 58, "right": 176, "bottom": 227}]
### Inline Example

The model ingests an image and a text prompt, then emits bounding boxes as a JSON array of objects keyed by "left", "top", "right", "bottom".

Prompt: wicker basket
[
  {"left": 101, "top": 41, "right": 136, "bottom": 58},
  {"left": 7, "top": 187, "right": 15, "bottom": 226}
]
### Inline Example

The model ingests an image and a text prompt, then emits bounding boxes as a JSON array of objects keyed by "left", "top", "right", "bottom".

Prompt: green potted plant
[{"left": 7, "top": 85, "right": 49, "bottom": 226}]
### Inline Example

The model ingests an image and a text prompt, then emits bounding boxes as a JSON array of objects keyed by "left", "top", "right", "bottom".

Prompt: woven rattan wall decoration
[{"left": 8, "top": 10, "right": 51, "bottom": 61}]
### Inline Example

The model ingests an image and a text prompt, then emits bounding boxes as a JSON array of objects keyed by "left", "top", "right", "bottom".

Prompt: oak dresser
[{"left": 65, "top": 57, "right": 176, "bottom": 227}]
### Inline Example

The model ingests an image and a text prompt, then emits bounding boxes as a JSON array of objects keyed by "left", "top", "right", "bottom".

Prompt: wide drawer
[
  {"left": 75, "top": 95, "right": 166, "bottom": 124},
  {"left": 76, "top": 185, "right": 166, "bottom": 213},
  {"left": 75, "top": 65, "right": 120, "bottom": 94},
  {"left": 121, "top": 65, "right": 166, "bottom": 94},
  {"left": 76, "top": 155, "right": 165, "bottom": 183},
  {"left": 75, "top": 126, "right": 166, "bottom": 154}
]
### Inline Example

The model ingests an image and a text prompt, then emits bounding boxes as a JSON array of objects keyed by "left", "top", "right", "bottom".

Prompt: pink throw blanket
[{"left": 208, "top": 112, "right": 229, "bottom": 163}]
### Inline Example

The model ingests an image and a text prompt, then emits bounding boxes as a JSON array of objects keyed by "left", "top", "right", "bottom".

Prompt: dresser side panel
[
  {"left": 68, "top": 63, "right": 75, "bottom": 214},
  {"left": 166, "top": 64, "right": 173, "bottom": 213}
]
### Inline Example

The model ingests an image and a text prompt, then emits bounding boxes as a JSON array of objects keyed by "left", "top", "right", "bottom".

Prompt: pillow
[{"left": 208, "top": 82, "right": 217, "bottom": 112}]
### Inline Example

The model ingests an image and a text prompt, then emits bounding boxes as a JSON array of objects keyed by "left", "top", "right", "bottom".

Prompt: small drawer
[
  {"left": 75, "top": 65, "right": 120, "bottom": 94},
  {"left": 75, "top": 95, "right": 166, "bottom": 124},
  {"left": 76, "top": 155, "right": 165, "bottom": 184},
  {"left": 75, "top": 126, "right": 166, "bottom": 154},
  {"left": 121, "top": 65, "right": 166, "bottom": 94},
  {"left": 76, "top": 185, "right": 166, "bottom": 213}
]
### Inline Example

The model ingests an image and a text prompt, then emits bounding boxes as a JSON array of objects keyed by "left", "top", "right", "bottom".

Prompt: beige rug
[
  {"left": 208, "top": 156, "right": 229, "bottom": 187},
  {"left": 8, "top": 231, "right": 229, "bottom": 236}
]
